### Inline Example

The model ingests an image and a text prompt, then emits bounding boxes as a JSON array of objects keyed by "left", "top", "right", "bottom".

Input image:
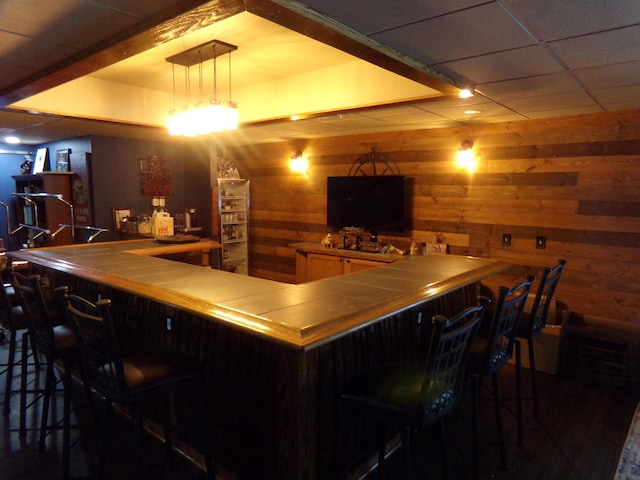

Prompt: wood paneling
[{"left": 226, "top": 109, "right": 640, "bottom": 331}]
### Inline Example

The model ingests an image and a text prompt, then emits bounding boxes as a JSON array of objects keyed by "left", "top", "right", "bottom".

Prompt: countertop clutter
[{"left": 9, "top": 239, "right": 507, "bottom": 349}]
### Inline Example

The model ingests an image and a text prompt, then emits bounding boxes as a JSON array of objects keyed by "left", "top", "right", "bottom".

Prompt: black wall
[{"left": 0, "top": 136, "right": 213, "bottom": 249}]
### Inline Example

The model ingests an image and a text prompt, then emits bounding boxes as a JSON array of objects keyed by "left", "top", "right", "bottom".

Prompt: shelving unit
[
  {"left": 218, "top": 179, "right": 249, "bottom": 275},
  {"left": 12, "top": 173, "right": 74, "bottom": 247}
]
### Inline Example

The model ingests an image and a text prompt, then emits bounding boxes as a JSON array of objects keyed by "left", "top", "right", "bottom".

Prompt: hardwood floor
[
  {"left": 1, "top": 331, "right": 638, "bottom": 480},
  {"left": 368, "top": 366, "right": 639, "bottom": 480}
]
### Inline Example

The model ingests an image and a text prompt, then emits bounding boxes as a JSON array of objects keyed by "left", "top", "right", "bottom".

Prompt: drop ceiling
[{"left": 0, "top": 0, "right": 639, "bottom": 147}]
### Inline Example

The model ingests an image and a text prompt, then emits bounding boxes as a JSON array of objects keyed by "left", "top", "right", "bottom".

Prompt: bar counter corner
[{"left": 9, "top": 240, "right": 508, "bottom": 479}]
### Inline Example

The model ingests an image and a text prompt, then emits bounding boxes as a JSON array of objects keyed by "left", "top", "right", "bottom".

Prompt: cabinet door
[
  {"left": 307, "top": 253, "right": 344, "bottom": 281},
  {"left": 344, "top": 257, "right": 385, "bottom": 274}
]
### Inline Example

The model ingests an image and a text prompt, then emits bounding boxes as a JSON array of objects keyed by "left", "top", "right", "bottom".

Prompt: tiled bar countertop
[{"left": 9, "top": 239, "right": 508, "bottom": 349}]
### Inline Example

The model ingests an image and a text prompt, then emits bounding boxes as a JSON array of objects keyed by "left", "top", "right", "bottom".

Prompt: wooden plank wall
[{"left": 224, "top": 109, "right": 640, "bottom": 333}]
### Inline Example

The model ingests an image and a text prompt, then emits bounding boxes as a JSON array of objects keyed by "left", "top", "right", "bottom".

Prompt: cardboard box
[
  {"left": 153, "top": 212, "right": 174, "bottom": 237},
  {"left": 510, "top": 324, "right": 562, "bottom": 375},
  {"left": 508, "top": 296, "right": 563, "bottom": 375}
]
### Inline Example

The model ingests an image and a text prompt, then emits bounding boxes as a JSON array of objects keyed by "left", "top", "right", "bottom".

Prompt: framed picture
[
  {"left": 112, "top": 208, "right": 132, "bottom": 233},
  {"left": 56, "top": 148, "right": 71, "bottom": 172},
  {"left": 33, "top": 148, "right": 48, "bottom": 174}
]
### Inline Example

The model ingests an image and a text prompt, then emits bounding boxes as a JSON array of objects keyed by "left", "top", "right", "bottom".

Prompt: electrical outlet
[
  {"left": 502, "top": 233, "right": 512, "bottom": 247},
  {"left": 536, "top": 236, "right": 546, "bottom": 249}
]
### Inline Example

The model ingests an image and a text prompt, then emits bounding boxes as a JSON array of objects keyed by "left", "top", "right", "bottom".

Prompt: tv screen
[{"left": 326, "top": 175, "right": 406, "bottom": 234}]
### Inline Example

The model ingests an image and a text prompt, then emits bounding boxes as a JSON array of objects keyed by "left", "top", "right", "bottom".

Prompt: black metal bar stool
[
  {"left": 0, "top": 266, "right": 40, "bottom": 429},
  {"left": 339, "top": 298, "right": 488, "bottom": 479},
  {"left": 515, "top": 259, "right": 566, "bottom": 419},
  {"left": 467, "top": 275, "right": 535, "bottom": 476},
  {"left": 11, "top": 272, "right": 81, "bottom": 480},
  {"left": 55, "top": 286, "right": 216, "bottom": 480}
]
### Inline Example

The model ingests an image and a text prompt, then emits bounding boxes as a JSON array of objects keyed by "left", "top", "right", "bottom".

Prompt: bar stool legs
[
  {"left": 2, "top": 329, "right": 39, "bottom": 431},
  {"left": 515, "top": 339, "right": 524, "bottom": 445},
  {"left": 38, "top": 356, "right": 75, "bottom": 480}
]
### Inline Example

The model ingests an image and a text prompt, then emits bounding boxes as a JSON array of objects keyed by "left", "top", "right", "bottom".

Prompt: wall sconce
[
  {"left": 290, "top": 151, "right": 309, "bottom": 174},
  {"left": 456, "top": 140, "right": 476, "bottom": 172}
]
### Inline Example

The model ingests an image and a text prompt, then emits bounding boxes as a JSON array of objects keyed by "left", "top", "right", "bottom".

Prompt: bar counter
[{"left": 9, "top": 239, "right": 508, "bottom": 479}]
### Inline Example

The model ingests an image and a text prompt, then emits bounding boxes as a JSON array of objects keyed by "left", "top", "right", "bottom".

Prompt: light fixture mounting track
[{"left": 165, "top": 40, "right": 237, "bottom": 67}]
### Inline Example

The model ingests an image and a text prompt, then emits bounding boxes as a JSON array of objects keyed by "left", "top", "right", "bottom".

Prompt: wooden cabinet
[
  {"left": 307, "top": 253, "right": 344, "bottom": 281},
  {"left": 344, "top": 257, "right": 386, "bottom": 274},
  {"left": 12, "top": 173, "right": 74, "bottom": 247},
  {"left": 294, "top": 244, "right": 403, "bottom": 283}
]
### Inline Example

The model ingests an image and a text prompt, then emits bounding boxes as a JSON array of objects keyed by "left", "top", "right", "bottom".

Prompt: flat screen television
[{"left": 326, "top": 175, "right": 406, "bottom": 235}]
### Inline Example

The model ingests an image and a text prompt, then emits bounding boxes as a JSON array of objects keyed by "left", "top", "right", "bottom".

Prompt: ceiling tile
[
  {"left": 436, "top": 45, "right": 564, "bottom": 85},
  {"left": 297, "top": 0, "right": 485, "bottom": 34},
  {"left": 0, "top": 0, "right": 78, "bottom": 37},
  {"left": 504, "top": 91, "right": 599, "bottom": 113},
  {"left": 371, "top": 3, "right": 535, "bottom": 65},
  {"left": 477, "top": 72, "right": 583, "bottom": 100},
  {"left": 523, "top": 105, "right": 604, "bottom": 119},
  {"left": 425, "top": 101, "right": 517, "bottom": 121},
  {"left": 0, "top": 0, "right": 139, "bottom": 49},
  {"left": 504, "top": 0, "right": 640, "bottom": 41},
  {"left": 548, "top": 25, "right": 640, "bottom": 70},
  {"left": 359, "top": 108, "right": 449, "bottom": 126},
  {"left": 591, "top": 85, "right": 640, "bottom": 106},
  {"left": 87, "top": 0, "right": 190, "bottom": 18},
  {"left": 1, "top": 32, "right": 77, "bottom": 69},
  {"left": 412, "top": 96, "right": 489, "bottom": 110},
  {"left": 574, "top": 61, "right": 640, "bottom": 89},
  {"left": 462, "top": 112, "right": 528, "bottom": 124},
  {"left": 317, "top": 114, "right": 388, "bottom": 130},
  {"left": 600, "top": 100, "right": 640, "bottom": 111}
]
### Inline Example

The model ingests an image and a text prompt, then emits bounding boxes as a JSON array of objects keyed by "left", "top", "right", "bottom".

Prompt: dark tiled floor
[{"left": 1, "top": 329, "right": 639, "bottom": 480}]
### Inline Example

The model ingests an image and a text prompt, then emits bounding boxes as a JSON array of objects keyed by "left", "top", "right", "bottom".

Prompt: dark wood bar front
[{"left": 9, "top": 240, "right": 508, "bottom": 479}]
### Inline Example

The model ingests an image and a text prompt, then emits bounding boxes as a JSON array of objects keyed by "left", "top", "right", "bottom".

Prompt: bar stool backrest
[
  {"left": 527, "top": 259, "right": 566, "bottom": 338},
  {"left": 56, "top": 289, "right": 127, "bottom": 402},
  {"left": 422, "top": 297, "right": 489, "bottom": 417},
  {"left": 482, "top": 275, "right": 536, "bottom": 374},
  {"left": 0, "top": 267, "right": 17, "bottom": 330},
  {"left": 11, "top": 272, "right": 54, "bottom": 358}
]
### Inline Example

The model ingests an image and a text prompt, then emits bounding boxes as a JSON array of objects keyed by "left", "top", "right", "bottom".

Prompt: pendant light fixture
[{"left": 166, "top": 40, "right": 238, "bottom": 136}]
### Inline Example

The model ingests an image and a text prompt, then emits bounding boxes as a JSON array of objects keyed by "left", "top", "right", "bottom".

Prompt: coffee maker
[{"left": 183, "top": 208, "right": 202, "bottom": 233}]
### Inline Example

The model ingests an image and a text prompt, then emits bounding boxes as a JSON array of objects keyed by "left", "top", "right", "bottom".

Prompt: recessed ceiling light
[
  {"left": 459, "top": 89, "right": 474, "bottom": 98},
  {"left": 4, "top": 136, "right": 20, "bottom": 144},
  {"left": 463, "top": 109, "right": 483, "bottom": 115},
  {"left": 291, "top": 115, "right": 300, "bottom": 121}
]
